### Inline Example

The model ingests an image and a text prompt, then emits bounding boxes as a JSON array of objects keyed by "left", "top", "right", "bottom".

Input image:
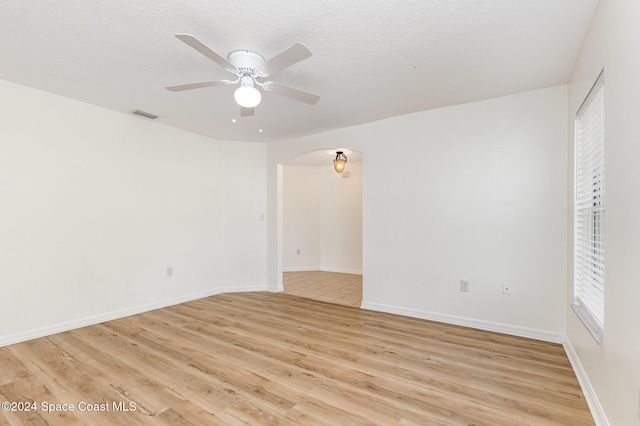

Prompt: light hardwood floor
[
  {"left": 0, "top": 292, "right": 593, "bottom": 425},
  {"left": 283, "top": 271, "right": 362, "bottom": 307}
]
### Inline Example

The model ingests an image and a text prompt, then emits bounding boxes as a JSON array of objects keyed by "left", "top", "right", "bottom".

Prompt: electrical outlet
[
  {"left": 503, "top": 282, "right": 511, "bottom": 295},
  {"left": 166, "top": 266, "right": 173, "bottom": 277},
  {"left": 460, "top": 280, "right": 470, "bottom": 292},
  {"left": 296, "top": 249, "right": 301, "bottom": 255}
]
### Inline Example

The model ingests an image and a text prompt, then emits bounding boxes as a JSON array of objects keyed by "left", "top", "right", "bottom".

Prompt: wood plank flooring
[
  {"left": 283, "top": 271, "right": 362, "bottom": 307},
  {"left": 0, "top": 292, "right": 593, "bottom": 425}
]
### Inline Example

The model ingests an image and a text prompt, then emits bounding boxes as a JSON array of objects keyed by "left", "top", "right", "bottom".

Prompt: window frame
[{"left": 572, "top": 70, "right": 605, "bottom": 345}]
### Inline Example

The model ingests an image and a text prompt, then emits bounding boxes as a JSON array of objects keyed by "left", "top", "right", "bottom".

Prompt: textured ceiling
[{"left": 0, "top": 0, "right": 598, "bottom": 142}]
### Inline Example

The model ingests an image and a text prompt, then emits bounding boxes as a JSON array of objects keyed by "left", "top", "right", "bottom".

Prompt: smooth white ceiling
[{"left": 0, "top": 0, "right": 598, "bottom": 143}]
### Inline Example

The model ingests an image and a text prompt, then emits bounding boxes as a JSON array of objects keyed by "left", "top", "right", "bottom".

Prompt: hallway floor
[{"left": 282, "top": 271, "right": 362, "bottom": 307}]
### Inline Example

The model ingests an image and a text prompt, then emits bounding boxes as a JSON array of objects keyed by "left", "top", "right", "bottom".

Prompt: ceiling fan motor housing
[{"left": 228, "top": 50, "right": 265, "bottom": 77}]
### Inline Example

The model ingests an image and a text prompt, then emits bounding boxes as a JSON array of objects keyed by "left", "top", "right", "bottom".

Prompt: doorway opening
[{"left": 279, "top": 149, "right": 363, "bottom": 307}]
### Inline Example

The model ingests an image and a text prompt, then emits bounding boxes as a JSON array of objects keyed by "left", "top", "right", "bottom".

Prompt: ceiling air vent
[{"left": 132, "top": 109, "right": 158, "bottom": 120}]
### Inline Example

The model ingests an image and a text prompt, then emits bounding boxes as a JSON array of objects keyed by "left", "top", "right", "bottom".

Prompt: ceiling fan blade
[
  {"left": 165, "top": 80, "right": 230, "bottom": 92},
  {"left": 255, "top": 43, "right": 312, "bottom": 76},
  {"left": 264, "top": 82, "right": 320, "bottom": 105},
  {"left": 175, "top": 34, "right": 235, "bottom": 72},
  {"left": 240, "top": 107, "right": 255, "bottom": 117}
]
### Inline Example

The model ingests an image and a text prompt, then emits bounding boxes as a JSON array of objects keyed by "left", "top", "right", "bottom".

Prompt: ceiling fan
[{"left": 166, "top": 34, "right": 320, "bottom": 117}]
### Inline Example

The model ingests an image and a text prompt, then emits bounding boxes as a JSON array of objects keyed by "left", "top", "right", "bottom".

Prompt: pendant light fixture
[{"left": 333, "top": 151, "right": 347, "bottom": 173}]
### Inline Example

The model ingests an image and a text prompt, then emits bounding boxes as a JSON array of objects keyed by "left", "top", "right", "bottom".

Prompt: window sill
[{"left": 571, "top": 303, "right": 604, "bottom": 345}]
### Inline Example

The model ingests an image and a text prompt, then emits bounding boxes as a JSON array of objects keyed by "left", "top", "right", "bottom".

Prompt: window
[{"left": 572, "top": 71, "right": 605, "bottom": 344}]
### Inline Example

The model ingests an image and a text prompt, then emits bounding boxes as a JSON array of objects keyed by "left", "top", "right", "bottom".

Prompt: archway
[{"left": 278, "top": 148, "right": 363, "bottom": 307}]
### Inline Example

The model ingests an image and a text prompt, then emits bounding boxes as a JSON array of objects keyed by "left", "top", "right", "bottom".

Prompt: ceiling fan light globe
[{"left": 234, "top": 86, "right": 261, "bottom": 108}]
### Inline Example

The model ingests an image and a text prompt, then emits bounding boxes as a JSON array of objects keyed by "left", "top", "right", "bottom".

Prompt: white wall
[
  {"left": 282, "top": 162, "right": 363, "bottom": 274},
  {"left": 0, "top": 79, "right": 268, "bottom": 346},
  {"left": 566, "top": 0, "right": 640, "bottom": 424},
  {"left": 319, "top": 162, "right": 362, "bottom": 274},
  {"left": 268, "top": 85, "right": 568, "bottom": 341}
]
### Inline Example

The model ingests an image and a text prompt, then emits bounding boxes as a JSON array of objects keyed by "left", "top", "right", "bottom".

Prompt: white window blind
[{"left": 573, "top": 71, "right": 605, "bottom": 344}]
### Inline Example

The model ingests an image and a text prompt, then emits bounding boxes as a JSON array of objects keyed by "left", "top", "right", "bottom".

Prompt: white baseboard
[
  {"left": 320, "top": 266, "right": 363, "bottom": 275},
  {"left": 563, "top": 339, "right": 609, "bottom": 426},
  {"left": 282, "top": 266, "right": 363, "bottom": 275},
  {"left": 282, "top": 266, "right": 322, "bottom": 272},
  {"left": 360, "top": 300, "right": 565, "bottom": 343},
  {"left": 0, "top": 284, "right": 268, "bottom": 348},
  {"left": 216, "top": 285, "right": 270, "bottom": 294}
]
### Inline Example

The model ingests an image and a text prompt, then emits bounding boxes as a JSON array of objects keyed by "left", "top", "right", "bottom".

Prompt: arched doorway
[{"left": 279, "top": 149, "right": 363, "bottom": 307}]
